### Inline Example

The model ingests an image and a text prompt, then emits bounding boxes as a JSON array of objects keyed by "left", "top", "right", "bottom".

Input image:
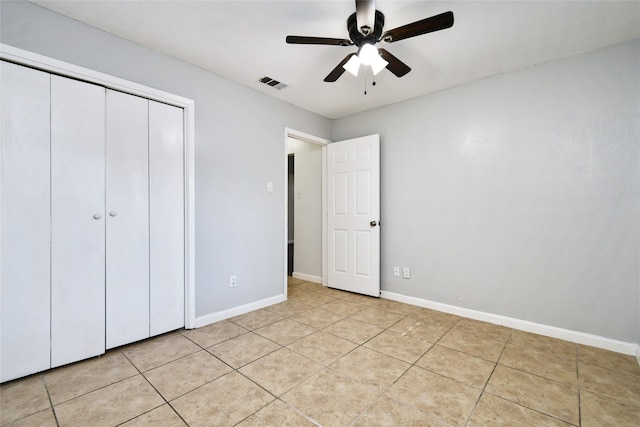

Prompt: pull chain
[
  {"left": 362, "top": 68, "right": 378, "bottom": 95},
  {"left": 371, "top": 66, "right": 377, "bottom": 88}
]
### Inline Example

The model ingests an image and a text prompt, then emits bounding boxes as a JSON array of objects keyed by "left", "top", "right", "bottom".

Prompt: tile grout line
[
  {"left": 576, "top": 343, "right": 582, "bottom": 427},
  {"left": 344, "top": 309, "right": 453, "bottom": 425},
  {"left": 348, "top": 314, "right": 416, "bottom": 426},
  {"left": 42, "top": 373, "right": 61, "bottom": 427},
  {"left": 203, "top": 298, "right": 332, "bottom": 425},
  {"left": 462, "top": 327, "right": 513, "bottom": 426},
  {"left": 475, "top": 331, "right": 582, "bottom": 426},
  {"left": 380, "top": 312, "right": 463, "bottom": 425},
  {"left": 42, "top": 356, "right": 140, "bottom": 407},
  {"left": 224, "top": 319, "right": 323, "bottom": 426},
  {"left": 121, "top": 334, "right": 233, "bottom": 425},
  {"left": 120, "top": 349, "right": 180, "bottom": 425},
  {"left": 346, "top": 306, "right": 494, "bottom": 425}
]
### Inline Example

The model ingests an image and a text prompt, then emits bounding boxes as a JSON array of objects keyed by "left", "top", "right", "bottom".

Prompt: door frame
[
  {"left": 0, "top": 44, "right": 197, "bottom": 329},
  {"left": 283, "top": 128, "right": 331, "bottom": 297}
]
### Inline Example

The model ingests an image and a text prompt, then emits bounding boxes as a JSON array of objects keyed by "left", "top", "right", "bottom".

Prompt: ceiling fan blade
[
  {"left": 381, "top": 11, "right": 454, "bottom": 43},
  {"left": 378, "top": 49, "right": 411, "bottom": 77},
  {"left": 286, "top": 35, "right": 353, "bottom": 46},
  {"left": 355, "top": 0, "right": 376, "bottom": 35},
  {"left": 324, "top": 53, "right": 357, "bottom": 82}
]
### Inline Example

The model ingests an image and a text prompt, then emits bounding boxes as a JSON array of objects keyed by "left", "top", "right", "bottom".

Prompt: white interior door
[
  {"left": 1, "top": 61, "right": 51, "bottom": 382},
  {"left": 149, "top": 100, "right": 185, "bottom": 335},
  {"left": 105, "top": 90, "right": 150, "bottom": 349},
  {"left": 327, "top": 135, "right": 380, "bottom": 297},
  {"left": 51, "top": 75, "right": 106, "bottom": 367}
]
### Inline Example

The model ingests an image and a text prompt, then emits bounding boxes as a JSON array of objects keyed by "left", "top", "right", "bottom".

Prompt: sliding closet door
[
  {"left": 149, "top": 101, "right": 185, "bottom": 335},
  {"left": 0, "top": 61, "right": 51, "bottom": 382},
  {"left": 105, "top": 90, "right": 150, "bottom": 349},
  {"left": 51, "top": 76, "right": 106, "bottom": 367}
]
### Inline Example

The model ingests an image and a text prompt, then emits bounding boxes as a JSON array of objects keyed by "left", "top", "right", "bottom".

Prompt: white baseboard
[
  {"left": 292, "top": 272, "right": 322, "bottom": 284},
  {"left": 381, "top": 291, "right": 639, "bottom": 357},
  {"left": 192, "top": 294, "right": 286, "bottom": 329}
]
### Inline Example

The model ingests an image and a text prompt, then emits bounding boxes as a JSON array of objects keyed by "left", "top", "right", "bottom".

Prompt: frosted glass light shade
[
  {"left": 370, "top": 55, "right": 388, "bottom": 75},
  {"left": 359, "top": 43, "right": 388, "bottom": 75},
  {"left": 343, "top": 55, "right": 361, "bottom": 76},
  {"left": 359, "top": 43, "right": 378, "bottom": 65}
]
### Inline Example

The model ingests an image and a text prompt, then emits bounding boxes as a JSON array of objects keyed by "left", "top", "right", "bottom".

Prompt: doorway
[
  {"left": 283, "top": 128, "right": 330, "bottom": 295},
  {"left": 287, "top": 154, "right": 294, "bottom": 276}
]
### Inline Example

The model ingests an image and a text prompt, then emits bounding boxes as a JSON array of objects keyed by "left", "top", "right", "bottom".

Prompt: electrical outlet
[
  {"left": 229, "top": 275, "right": 237, "bottom": 287},
  {"left": 402, "top": 267, "right": 411, "bottom": 279},
  {"left": 393, "top": 266, "right": 400, "bottom": 277}
]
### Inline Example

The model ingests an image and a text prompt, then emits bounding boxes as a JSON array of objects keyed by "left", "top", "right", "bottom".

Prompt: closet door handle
[
  {"left": 109, "top": 211, "right": 117, "bottom": 217},
  {"left": 93, "top": 213, "right": 102, "bottom": 220}
]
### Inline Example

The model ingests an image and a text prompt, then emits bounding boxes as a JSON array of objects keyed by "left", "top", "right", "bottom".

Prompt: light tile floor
[{"left": 2, "top": 278, "right": 640, "bottom": 426}]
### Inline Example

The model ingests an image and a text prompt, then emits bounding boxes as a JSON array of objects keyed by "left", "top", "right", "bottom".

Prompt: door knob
[
  {"left": 93, "top": 213, "right": 101, "bottom": 220},
  {"left": 370, "top": 221, "right": 377, "bottom": 227},
  {"left": 109, "top": 211, "right": 117, "bottom": 217}
]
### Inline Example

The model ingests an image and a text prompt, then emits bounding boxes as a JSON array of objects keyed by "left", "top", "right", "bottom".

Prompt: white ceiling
[{"left": 32, "top": 1, "right": 640, "bottom": 119}]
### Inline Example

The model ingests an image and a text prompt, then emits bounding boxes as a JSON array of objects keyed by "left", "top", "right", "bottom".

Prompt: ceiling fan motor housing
[{"left": 348, "top": 10, "right": 385, "bottom": 48}]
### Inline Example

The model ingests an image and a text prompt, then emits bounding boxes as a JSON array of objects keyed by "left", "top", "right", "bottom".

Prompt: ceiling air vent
[{"left": 259, "top": 76, "right": 287, "bottom": 90}]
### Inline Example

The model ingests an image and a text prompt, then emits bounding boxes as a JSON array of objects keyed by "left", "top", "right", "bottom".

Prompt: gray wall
[
  {"left": 0, "top": 0, "right": 332, "bottom": 318},
  {"left": 333, "top": 39, "right": 640, "bottom": 344}
]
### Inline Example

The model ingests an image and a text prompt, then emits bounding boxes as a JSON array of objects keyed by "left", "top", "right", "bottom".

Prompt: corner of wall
[{"left": 193, "top": 294, "right": 286, "bottom": 328}]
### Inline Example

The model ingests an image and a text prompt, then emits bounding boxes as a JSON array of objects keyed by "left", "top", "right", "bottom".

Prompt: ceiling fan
[{"left": 286, "top": 0, "right": 454, "bottom": 82}]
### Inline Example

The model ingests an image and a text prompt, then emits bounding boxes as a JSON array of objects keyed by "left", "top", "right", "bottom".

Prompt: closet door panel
[
  {"left": 149, "top": 101, "right": 185, "bottom": 335},
  {"left": 105, "top": 90, "right": 150, "bottom": 349},
  {"left": 50, "top": 76, "right": 106, "bottom": 367},
  {"left": 0, "top": 62, "right": 51, "bottom": 382}
]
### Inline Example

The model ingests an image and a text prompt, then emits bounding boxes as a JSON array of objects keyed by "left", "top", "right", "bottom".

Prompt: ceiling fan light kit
[
  {"left": 342, "top": 43, "right": 389, "bottom": 77},
  {"left": 286, "top": 0, "right": 454, "bottom": 84}
]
